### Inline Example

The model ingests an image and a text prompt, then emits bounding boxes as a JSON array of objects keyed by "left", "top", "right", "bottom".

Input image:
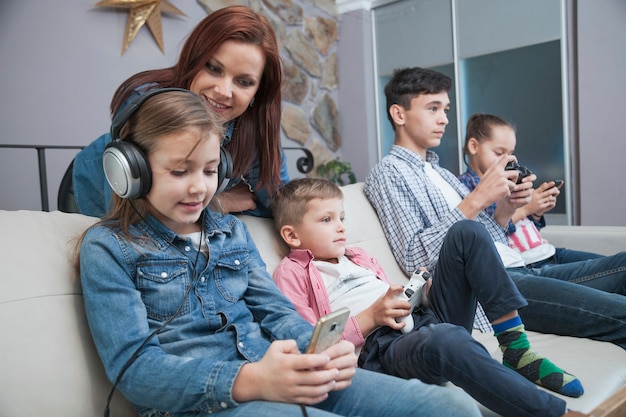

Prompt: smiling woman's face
[{"left": 189, "top": 40, "right": 265, "bottom": 123}]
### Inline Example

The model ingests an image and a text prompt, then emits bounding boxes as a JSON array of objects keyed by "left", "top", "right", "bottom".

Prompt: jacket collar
[{"left": 287, "top": 248, "right": 357, "bottom": 267}]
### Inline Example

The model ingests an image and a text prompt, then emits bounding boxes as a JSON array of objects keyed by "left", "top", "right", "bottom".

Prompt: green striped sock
[{"left": 496, "top": 324, "right": 584, "bottom": 398}]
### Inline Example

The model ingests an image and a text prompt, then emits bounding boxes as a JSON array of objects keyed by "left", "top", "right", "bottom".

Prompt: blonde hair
[{"left": 272, "top": 178, "right": 343, "bottom": 232}]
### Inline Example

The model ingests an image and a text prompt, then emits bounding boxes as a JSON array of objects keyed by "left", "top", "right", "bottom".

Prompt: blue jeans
[
  {"left": 507, "top": 250, "right": 626, "bottom": 349},
  {"left": 210, "top": 368, "right": 481, "bottom": 417},
  {"left": 361, "top": 221, "right": 567, "bottom": 417}
]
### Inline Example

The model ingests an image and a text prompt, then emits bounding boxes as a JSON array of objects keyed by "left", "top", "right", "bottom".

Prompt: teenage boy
[
  {"left": 272, "top": 178, "right": 582, "bottom": 417},
  {"left": 363, "top": 67, "right": 626, "bottom": 372}
]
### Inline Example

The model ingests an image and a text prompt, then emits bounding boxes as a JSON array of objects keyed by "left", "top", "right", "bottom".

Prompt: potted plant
[{"left": 316, "top": 157, "right": 356, "bottom": 186}]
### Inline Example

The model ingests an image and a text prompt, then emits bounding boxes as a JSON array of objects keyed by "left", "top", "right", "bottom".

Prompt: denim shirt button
[
  {"left": 234, "top": 259, "right": 240, "bottom": 265},
  {"left": 238, "top": 341, "right": 244, "bottom": 348},
  {"left": 220, "top": 402, "right": 228, "bottom": 409},
  {"left": 184, "top": 246, "right": 191, "bottom": 252},
  {"left": 160, "top": 272, "right": 168, "bottom": 278},
  {"left": 200, "top": 276, "right": 206, "bottom": 283}
]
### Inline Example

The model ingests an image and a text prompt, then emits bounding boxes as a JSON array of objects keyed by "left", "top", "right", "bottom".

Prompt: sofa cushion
[{"left": 0, "top": 210, "right": 135, "bottom": 417}]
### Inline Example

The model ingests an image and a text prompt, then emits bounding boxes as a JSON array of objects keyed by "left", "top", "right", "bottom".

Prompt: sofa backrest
[
  {"left": 0, "top": 210, "right": 135, "bottom": 417},
  {"left": 238, "top": 182, "right": 409, "bottom": 286},
  {"left": 0, "top": 183, "right": 404, "bottom": 417}
]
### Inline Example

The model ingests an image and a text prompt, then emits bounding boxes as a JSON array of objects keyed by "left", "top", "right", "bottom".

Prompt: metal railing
[
  {"left": 0, "top": 144, "right": 314, "bottom": 212},
  {"left": 0, "top": 144, "right": 85, "bottom": 211}
]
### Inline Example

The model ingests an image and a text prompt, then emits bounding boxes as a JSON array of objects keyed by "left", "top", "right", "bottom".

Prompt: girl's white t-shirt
[{"left": 507, "top": 218, "right": 555, "bottom": 264}]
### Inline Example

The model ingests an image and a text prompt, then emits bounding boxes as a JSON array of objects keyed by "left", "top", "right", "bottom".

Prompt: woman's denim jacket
[
  {"left": 80, "top": 209, "right": 313, "bottom": 415},
  {"left": 73, "top": 109, "right": 290, "bottom": 219}
]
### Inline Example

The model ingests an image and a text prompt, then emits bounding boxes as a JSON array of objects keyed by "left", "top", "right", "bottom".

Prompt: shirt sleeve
[{"left": 365, "top": 163, "right": 466, "bottom": 275}]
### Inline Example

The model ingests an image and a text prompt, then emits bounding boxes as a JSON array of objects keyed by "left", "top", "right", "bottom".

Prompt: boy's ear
[
  {"left": 389, "top": 104, "right": 406, "bottom": 127},
  {"left": 279, "top": 225, "right": 301, "bottom": 248}
]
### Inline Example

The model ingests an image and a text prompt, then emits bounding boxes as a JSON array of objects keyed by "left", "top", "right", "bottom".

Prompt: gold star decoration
[{"left": 95, "top": 0, "right": 186, "bottom": 55}]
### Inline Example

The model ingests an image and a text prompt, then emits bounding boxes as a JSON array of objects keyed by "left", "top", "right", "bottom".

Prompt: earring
[{"left": 249, "top": 97, "right": 255, "bottom": 107}]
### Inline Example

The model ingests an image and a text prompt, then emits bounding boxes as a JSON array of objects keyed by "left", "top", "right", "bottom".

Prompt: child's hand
[
  {"left": 355, "top": 285, "right": 410, "bottom": 334},
  {"left": 318, "top": 340, "right": 358, "bottom": 391},
  {"left": 232, "top": 339, "right": 348, "bottom": 405},
  {"left": 527, "top": 181, "right": 561, "bottom": 218},
  {"left": 462, "top": 155, "right": 516, "bottom": 221},
  {"left": 475, "top": 155, "right": 517, "bottom": 204},
  {"left": 376, "top": 285, "right": 412, "bottom": 329},
  {"left": 506, "top": 172, "right": 536, "bottom": 209}
]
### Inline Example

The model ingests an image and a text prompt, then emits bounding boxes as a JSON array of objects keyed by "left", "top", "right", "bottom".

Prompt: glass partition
[
  {"left": 373, "top": 0, "right": 570, "bottom": 222},
  {"left": 374, "top": 0, "right": 459, "bottom": 173}
]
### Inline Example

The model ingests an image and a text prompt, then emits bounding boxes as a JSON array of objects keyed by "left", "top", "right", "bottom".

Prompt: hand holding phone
[
  {"left": 551, "top": 179, "right": 564, "bottom": 189},
  {"left": 306, "top": 307, "right": 350, "bottom": 354}
]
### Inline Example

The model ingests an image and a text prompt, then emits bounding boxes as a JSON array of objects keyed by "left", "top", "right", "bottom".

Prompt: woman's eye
[
  {"left": 204, "top": 169, "right": 218, "bottom": 176},
  {"left": 321, "top": 217, "right": 331, "bottom": 223},
  {"left": 237, "top": 77, "right": 255, "bottom": 88},
  {"left": 171, "top": 170, "right": 186, "bottom": 177},
  {"left": 206, "top": 63, "right": 221, "bottom": 74}
]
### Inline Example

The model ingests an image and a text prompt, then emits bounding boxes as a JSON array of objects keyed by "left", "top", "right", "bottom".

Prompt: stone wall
[{"left": 197, "top": 0, "right": 343, "bottom": 175}]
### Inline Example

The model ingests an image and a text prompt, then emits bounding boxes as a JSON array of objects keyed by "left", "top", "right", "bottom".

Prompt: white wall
[
  {"left": 576, "top": 1, "right": 626, "bottom": 226},
  {"left": 0, "top": 1, "right": 211, "bottom": 211}
]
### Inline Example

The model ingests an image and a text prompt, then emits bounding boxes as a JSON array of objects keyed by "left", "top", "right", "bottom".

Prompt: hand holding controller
[{"left": 396, "top": 270, "right": 431, "bottom": 334}]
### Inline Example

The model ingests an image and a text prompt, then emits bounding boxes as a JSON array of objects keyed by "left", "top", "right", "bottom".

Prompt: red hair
[{"left": 111, "top": 6, "right": 283, "bottom": 191}]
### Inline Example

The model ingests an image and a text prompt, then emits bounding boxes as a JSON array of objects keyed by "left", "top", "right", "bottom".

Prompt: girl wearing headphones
[
  {"left": 76, "top": 89, "right": 480, "bottom": 417},
  {"left": 73, "top": 5, "right": 287, "bottom": 218}
]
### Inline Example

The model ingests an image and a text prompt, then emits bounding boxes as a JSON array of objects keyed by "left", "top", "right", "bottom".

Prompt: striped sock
[{"left": 494, "top": 318, "right": 584, "bottom": 398}]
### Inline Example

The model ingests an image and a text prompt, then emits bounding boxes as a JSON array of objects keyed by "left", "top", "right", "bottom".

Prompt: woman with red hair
[{"left": 73, "top": 5, "right": 286, "bottom": 218}]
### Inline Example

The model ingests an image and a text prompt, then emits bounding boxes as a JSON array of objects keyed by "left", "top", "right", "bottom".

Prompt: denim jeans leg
[
  {"left": 211, "top": 369, "right": 480, "bottom": 417},
  {"left": 381, "top": 323, "right": 566, "bottom": 417},
  {"left": 507, "top": 268, "right": 626, "bottom": 350},
  {"left": 431, "top": 220, "right": 527, "bottom": 331},
  {"left": 316, "top": 368, "right": 481, "bottom": 417},
  {"left": 553, "top": 247, "right": 602, "bottom": 264},
  {"left": 535, "top": 251, "right": 626, "bottom": 295}
]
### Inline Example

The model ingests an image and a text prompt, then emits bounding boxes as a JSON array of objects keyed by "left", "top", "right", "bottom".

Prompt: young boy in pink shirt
[{"left": 271, "top": 177, "right": 582, "bottom": 417}]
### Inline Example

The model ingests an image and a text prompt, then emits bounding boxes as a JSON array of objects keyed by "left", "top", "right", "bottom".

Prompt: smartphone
[
  {"left": 306, "top": 307, "right": 350, "bottom": 353},
  {"left": 551, "top": 179, "right": 565, "bottom": 189}
]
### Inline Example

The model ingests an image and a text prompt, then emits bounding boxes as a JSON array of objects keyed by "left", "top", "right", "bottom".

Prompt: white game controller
[{"left": 396, "top": 270, "right": 431, "bottom": 334}]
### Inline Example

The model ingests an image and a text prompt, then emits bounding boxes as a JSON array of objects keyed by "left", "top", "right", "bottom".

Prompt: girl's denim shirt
[{"left": 80, "top": 209, "right": 313, "bottom": 415}]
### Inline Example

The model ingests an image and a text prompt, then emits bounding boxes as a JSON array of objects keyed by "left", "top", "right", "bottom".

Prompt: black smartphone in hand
[
  {"left": 306, "top": 307, "right": 350, "bottom": 353},
  {"left": 551, "top": 179, "right": 564, "bottom": 189}
]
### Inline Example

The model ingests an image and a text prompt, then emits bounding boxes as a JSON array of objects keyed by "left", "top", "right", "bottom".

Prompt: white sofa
[{"left": 1, "top": 182, "right": 625, "bottom": 417}]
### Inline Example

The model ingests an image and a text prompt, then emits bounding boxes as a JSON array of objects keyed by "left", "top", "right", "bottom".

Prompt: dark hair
[
  {"left": 384, "top": 67, "right": 452, "bottom": 131},
  {"left": 462, "top": 113, "right": 515, "bottom": 165},
  {"left": 271, "top": 178, "right": 343, "bottom": 233},
  {"left": 110, "top": 5, "right": 283, "bottom": 192}
]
